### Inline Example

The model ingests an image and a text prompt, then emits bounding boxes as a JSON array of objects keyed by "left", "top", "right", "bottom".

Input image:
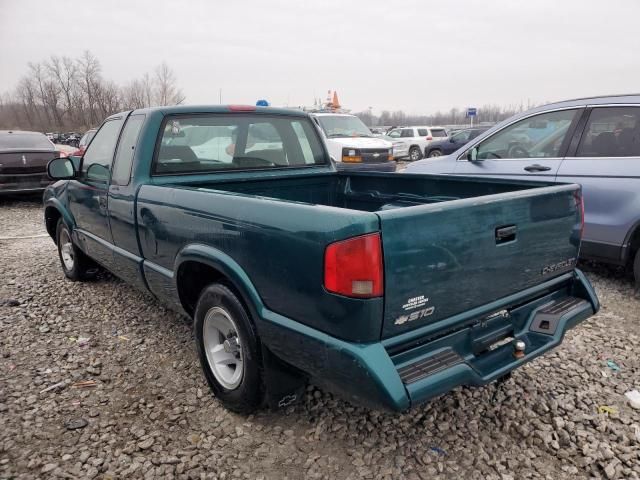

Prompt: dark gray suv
[{"left": 406, "top": 94, "right": 640, "bottom": 285}]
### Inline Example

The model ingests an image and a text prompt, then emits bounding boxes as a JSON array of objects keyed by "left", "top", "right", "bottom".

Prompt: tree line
[
  {"left": 0, "top": 51, "right": 185, "bottom": 132},
  {"left": 354, "top": 102, "right": 540, "bottom": 128}
]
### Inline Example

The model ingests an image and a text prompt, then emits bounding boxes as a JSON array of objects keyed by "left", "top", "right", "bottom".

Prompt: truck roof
[
  {"left": 107, "top": 105, "right": 310, "bottom": 121},
  {"left": 311, "top": 112, "right": 357, "bottom": 117}
]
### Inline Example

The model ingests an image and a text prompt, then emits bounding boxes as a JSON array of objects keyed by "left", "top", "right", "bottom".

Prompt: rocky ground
[{"left": 1, "top": 197, "right": 639, "bottom": 480}]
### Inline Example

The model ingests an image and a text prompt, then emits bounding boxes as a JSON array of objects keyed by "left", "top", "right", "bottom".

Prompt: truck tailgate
[{"left": 377, "top": 184, "right": 582, "bottom": 339}]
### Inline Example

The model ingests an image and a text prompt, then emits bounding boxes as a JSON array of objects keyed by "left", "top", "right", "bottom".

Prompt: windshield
[
  {"left": 316, "top": 115, "right": 372, "bottom": 138},
  {"left": 0, "top": 132, "right": 53, "bottom": 150},
  {"left": 155, "top": 114, "right": 327, "bottom": 175}
]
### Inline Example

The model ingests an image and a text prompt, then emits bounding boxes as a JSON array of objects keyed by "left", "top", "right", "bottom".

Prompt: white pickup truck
[{"left": 311, "top": 112, "right": 395, "bottom": 172}]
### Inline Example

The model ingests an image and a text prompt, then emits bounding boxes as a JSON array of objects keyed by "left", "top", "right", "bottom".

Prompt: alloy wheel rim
[
  {"left": 203, "top": 306, "right": 244, "bottom": 390},
  {"left": 60, "top": 229, "right": 74, "bottom": 270}
]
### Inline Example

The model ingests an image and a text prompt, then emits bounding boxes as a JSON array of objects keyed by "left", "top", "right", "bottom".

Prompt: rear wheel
[
  {"left": 428, "top": 149, "right": 442, "bottom": 158},
  {"left": 194, "top": 283, "right": 264, "bottom": 413},
  {"left": 409, "top": 146, "right": 422, "bottom": 161},
  {"left": 56, "top": 220, "right": 97, "bottom": 281},
  {"left": 634, "top": 250, "right": 640, "bottom": 288}
]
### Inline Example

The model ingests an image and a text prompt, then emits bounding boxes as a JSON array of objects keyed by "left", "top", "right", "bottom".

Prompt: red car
[{"left": 71, "top": 128, "right": 97, "bottom": 156}]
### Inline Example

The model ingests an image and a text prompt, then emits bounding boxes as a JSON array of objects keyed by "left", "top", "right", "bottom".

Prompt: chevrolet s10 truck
[{"left": 44, "top": 105, "right": 599, "bottom": 413}]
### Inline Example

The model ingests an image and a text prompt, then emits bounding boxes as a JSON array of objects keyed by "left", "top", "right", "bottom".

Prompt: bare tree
[
  {"left": 47, "top": 56, "right": 78, "bottom": 124},
  {"left": 77, "top": 50, "right": 103, "bottom": 126},
  {"left": 154, "top": 62, "right": 185, "bottom": 106}
]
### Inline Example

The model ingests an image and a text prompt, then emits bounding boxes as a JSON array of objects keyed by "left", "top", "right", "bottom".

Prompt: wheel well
[
  {"left": 44, "top": 207, "right": 62, "bottom": 242},
  {"left": 628, "top": 226, "right": 640, "bottom": 265},
  {"left": 409, "top": 145, "right": 419, "bottom": 150},
  {"left": 176, "top": 260, "right": 256, "bottom": 320}
]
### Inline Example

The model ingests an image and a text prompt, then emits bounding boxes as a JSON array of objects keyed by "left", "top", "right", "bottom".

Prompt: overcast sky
[{"left": 2, "top": 0, "right": 640, "bottom": 115}]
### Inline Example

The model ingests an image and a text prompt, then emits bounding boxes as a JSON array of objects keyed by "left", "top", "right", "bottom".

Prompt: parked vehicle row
[
  {"left": 406, "top": 94, "right": 640, "bottom": 285},
  {"left": 46, "top": 132, "right": 82, "bottom": 148},
  {"left": 385, "top": 126, "right": 449, "bottom": 161},
  {"left": 425, "top": 126, "right": 490, "bottom": 158},
  {"left": 44, "top": 104, "right": 598, "bottom": 413}
]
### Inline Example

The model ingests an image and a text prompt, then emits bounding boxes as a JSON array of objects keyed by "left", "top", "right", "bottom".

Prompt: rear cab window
[{"left": 154, "top": 114, "right": 327, "bottom": 175}]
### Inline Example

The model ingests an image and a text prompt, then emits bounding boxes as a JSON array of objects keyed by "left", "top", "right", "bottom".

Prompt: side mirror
[
  {"left": 467, "top": 147, "right": 481, "bottom": 162},
  {"left": 47, "top": 157, "right": 76, "bottom": 180}
]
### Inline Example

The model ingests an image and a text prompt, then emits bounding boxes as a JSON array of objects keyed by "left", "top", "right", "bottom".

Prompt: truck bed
[
  {"left": 139, "top": 171, "right": 582, "bottom": 343},
  {"left": 180, "top": 171, "right": 541, "bottom": 212}
]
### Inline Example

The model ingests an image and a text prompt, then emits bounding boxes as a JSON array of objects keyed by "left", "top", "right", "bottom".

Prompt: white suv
[{"left": 386, "top": 126, "right": 448, "bottom": 161}]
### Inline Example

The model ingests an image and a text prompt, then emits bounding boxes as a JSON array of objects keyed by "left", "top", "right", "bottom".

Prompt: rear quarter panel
[
  {"left": 136, "top": 185, "right": 384, "bottom": 342},
  {"left": 556, "top": 157, "right": 640, "bottom": 254}
]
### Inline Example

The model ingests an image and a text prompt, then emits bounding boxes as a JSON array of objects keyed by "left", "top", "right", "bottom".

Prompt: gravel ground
[{"left": 1, "top": 198, "right": 639, "bottom": 480}]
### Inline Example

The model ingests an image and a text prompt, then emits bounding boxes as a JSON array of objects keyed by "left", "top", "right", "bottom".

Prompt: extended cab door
[
  {"left": 67, "top": 115, "right": 126, "bottom": 268},
  {"left": 455, "top": 108, "right": 583, "bottom": 181},
  {"left": 107, "top": 114, "right": 147, "bottom": 290}
]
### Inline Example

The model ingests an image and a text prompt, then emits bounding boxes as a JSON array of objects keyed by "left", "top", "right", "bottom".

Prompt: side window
[
  {"left": 452, "top": 130, "right": 471, "bottom": 143},
  {"left": 417, "top": 128, "right": 429, "bottom": 136},
  {"left": 388, "top": 130, "right": 401, "bottom": 138},
  {"left": 474, "top": 109, "right": 577, "bottom": 160},
  {"left": 576, "top": 107, "right": 640, "bottom": 157},
  {"left": 82, "top": 118, "right": 125, "bottom": 181},
  {"left": 291, "top": 121, "right": 319, "bottom": 164},
  {"left": 400, "top": 129, "right": 414, "bottom": 138},
  {"left": 111, "top": 115, "right": 145, "bottom": 185},
  {"left": 468, "top": 129, "right": 483, "bottom": 140}
]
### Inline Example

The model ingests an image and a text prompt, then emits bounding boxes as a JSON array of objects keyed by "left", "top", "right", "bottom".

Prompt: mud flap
[{"left": 261, "top": 345, "right": 308, "bottom": 409}]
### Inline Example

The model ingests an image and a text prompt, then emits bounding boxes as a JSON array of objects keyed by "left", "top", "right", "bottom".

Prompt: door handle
[{"left": 524, "top": 164, "right": 551, "bottom": 172}]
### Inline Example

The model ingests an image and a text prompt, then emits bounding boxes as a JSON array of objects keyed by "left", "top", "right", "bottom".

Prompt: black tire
[
  {"left": 56, "top": 219, "right": 97, "bottom": 281},
  {"left": 194, "top": 283, "right": 264, "bottom": 413},
  {"left": 428, "top": 149, "right": 442, "bottom": 158},
  {"left": 408, "top": 146, "right": 422, "bottom": 161},
  {"left": 634, "top": 250, "right": 640, "bottom": 288}
]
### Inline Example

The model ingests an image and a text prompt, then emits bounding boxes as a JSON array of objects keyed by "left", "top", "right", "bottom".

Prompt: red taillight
[
  {"left": 426, "top": 136, "right": 433, "bottom": 141},
  {"left": 324, "top": 233, "right": 383, "bottom": 298},
  {"left": 228, "top": 105, "right": 257, "bottom": 112},
  {"left": 574, "top": 190, "right": 585, "bottom": 238}
]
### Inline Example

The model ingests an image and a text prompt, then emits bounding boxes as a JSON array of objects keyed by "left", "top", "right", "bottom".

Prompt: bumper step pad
[{"left": 397, "top": 349, "right": 463, "bottom": 384}]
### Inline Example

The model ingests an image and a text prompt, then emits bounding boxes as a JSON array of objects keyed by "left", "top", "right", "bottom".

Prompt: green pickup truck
[{"left": 44, "top": 105, "right": 599, "bottom": 413}]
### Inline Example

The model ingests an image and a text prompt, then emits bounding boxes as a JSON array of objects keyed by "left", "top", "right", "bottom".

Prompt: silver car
[{"left": 405, "top": 94, "right": 640, "bottom": 285}]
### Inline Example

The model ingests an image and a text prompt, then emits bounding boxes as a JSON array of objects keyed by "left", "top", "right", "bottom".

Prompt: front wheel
[
  {"left": 56, "top": 220, "right": 97, "bottom": 281},
  {"left": 408, "top": 146, "right": 422, "bottom": 161},
  {"left": 428, "top": 149, "right": 442, "bottom": 158},
  {"left": 194, "top": 283, "right": 264, "bottom": 413}
]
